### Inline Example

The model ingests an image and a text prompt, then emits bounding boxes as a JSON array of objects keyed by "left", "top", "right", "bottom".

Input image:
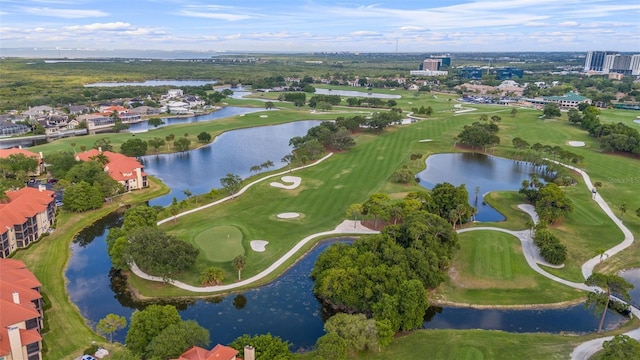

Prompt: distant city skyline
[{"left": 1, "top": 0, "right": 639, "bottom": 54}]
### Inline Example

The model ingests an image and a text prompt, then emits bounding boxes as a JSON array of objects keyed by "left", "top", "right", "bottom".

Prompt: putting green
[{"left": 194, "top": 225, "right": 244, "bottom": 263}]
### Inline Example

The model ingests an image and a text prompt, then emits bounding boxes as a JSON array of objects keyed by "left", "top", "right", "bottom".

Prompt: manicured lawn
[
  {"left": 11, "top": 177, "right": 169, "bottom": 360},
  {"left": 476, "top": 191, "right": 532, "bottom": 231},
  {"left": 193, "top": 225, "right": 244, "bottom": 262},
  {"left": 350, "top": 330, "right": 580, "bottom": 360},
  {"left": 436, "top": 231, "right": 584, "bottom": 305}
]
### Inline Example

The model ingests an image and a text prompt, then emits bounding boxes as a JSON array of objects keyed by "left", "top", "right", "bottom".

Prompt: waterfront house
[
  {"left": 75, "top": 149, "right": 148, "bottom": 191},
  {"left": 175, "top": 344, "right": 243, "bottom": 360}
]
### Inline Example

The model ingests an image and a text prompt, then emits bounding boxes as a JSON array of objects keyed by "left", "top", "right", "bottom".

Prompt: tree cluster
[
  {"left": 0, "top": 153, "right": 38, "bottom": 193},
  {"left": 520, "top": 177, "right": 573, "bottom": 224},
  {"left": 569, "top": 105, "right": 640, "bottom": 155},
  {"left": 125, "top": 304, "right": 210, "bottom": 359},
  {"left": 311, "top": 313, "right": 394, "bottom": 358},
  {"left": 345, "top": 97, "right": 397, "bottom": 109},
  {"left": 107, "top": 205, "right": 199, "bottom": 279},
  {"left": 312, "top": 198, "right": 458, "bottom": 332},
  {"left": 61, "top": 160, "right": 124, "bottom": 211},
  {"left": 289, "top": 121, "right": 355, "bottom": 161},
  {"left": 410, "top": 105, "right": 433, "bottom": 116},
  {"left": 533, "top": 225, "right": 567, "bottom": 265},
  {"left": 229, "top": 333, "right": 293, "bottom": 360},
  {"left": 308, "top": 94, "right": 341, "bottom": 108},
  {"left": 278, "top": 92, "right": 306, "bottom": 104},
  {"left": 457, "top": 120, "right": 500, "bottom": 150}
]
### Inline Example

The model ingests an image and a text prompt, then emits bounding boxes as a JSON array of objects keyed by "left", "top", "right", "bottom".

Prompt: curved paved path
[{"left": 132, "top": 156, "right": 638, "bottom": 358}]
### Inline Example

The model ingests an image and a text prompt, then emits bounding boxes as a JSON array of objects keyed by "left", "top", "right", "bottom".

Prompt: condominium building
[
  {"left": 585, "top": 51, "right": 640, "bottom": 75},
  {"left": 584, "top": 51, "right": 618, "bottom": 72},
  {"left": 0, "top": 259, "right": 44, "bottom": 360},
  {"left": 0, "top": 187, "right": 56, "bottom": 258}
]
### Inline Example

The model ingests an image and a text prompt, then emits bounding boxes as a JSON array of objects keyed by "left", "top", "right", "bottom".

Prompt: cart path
[{"left": 131, "top": 157, "right": 638, "bottom": 358}]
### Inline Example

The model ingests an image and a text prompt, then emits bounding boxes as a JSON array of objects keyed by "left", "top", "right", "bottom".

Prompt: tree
[
  {"left": 197, "top": 131, "right": 212, "bottom": 143},
  {"left": 260, "top": 160, "right": 275, "bottom": 170},
  {"left": 543, "top": 102, "right": 561, "bottom": 118},
  {"left": 346, "top": 203, "right": 363, "bottom": 226},
  {"left": 585, "top": 272, "right": 634, "bottom": 333},
  {"left": 125, "top": 304, "right": 182, "bottom": 355},
  {"left": 249, "top": 165, "right": 262, "bottom": 174},
  {"left": 123, "top": 204, "right": 158, "bottom": 232},
  {"left": 200, "top": 267, "right": 225, "bottom": 285},
  {"left": 229, "top": 333, "right": 293, "bottom": 360},
  {"left": 281, "top": 153, "right": 295, "bottom": 172},
  {"left": 145, "top": 320, "right": 210, "bottom": 360},
  {"left": 120, "top": 138, "right": 147, "bottom": 157},
  {"left": 147, "top": 137, "right": 165, "bottom": 155},
  {"left": 63, "top": 181, "right": 104, "bottom": 211},
  {"left": 220, "top": 173, "right": 243, "bottom": 198},
  {"left": 182, "top": 189, "right": 192, "bottom": 203},
  {"left": 174, "top": 137, "right": 191, "bottom": 152},
  {"left": 147, "top": 117, "right": 164, "bottom": 128},
  {"left": 93, "top": 138, "right": 113, "bottom": 151},
  {"left": 313, "top": 333, "right": 347, "bottom": 360},
  {"left": 265, "top": 101, "right": 275, "bottom": 110},
  {"left": 536, "top": 183, "right": 573, "bottom": 224},
  {"left": 510, "top": 107, "right": 518, "bottom": 117},
  {"left": 601, "top": 334, "right": 640, "bottom": 359},
  {"left": 324, "top": 313, "right": 379, "bottom": 353},
  {"left": 232, "top": 255, "right": 246, "bottom": 280},
  {"left": 619, "top": 203, "right": 627, "bottom": 217},
  {"left": 44, "top": 151, "right": 78, "bottom": 179},
  {"left": 410, "top": 152, "right": 423, "bottom": 168},
  {"left": 96, "top": 313, "right": 127, "bottom": 350},
  {"left": 127, "top": 226, "right": 199, "bottom": 278},
  {"left": 396, "top": 279, "right": 428, "bottom": 331}
]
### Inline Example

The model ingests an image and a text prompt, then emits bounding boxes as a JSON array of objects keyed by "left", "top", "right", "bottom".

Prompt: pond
[
  {"left": 619, "top": 268, "right": 640, "bottom": 307},
  {"left": 314, "top": 88, "right": 401, "bottom": 99},
  {"left": 84, "top": 80, "right": 217, "bottom": 87},
  {"left": 417, "top": 153, "right": 546, "bottom": 222},
  {"left": 141, "top": 120, "right": 322, "bottom": 207},
  {"left": 127, "top": 106, "right": 264, "bottom": 132},
  {"left": 66, "top": 212, "right": 628, "bottom": 351}
]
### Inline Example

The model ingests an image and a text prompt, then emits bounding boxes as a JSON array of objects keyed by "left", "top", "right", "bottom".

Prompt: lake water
[
  {"left": 619, "top": 268, "right": 640, "bottom": 307},
  {"left": 142, "top": 120, "right": 322, "bottom": 207},
  {"left": 66, "top": 140, "right": 630, "bottom": 350},
  {"left": 314, "top": 88, "right": 401, "bottom": 99},
  {"left": 84, "top": 80, "right": 217, "bottom": 87},
  {"left": 66, "top": 212, "right": 628, "bottom": 350},
  {"left": 127, "top": 106, "right": 264, "bottom": 132},
  {"left": 417, "top": 153, "right": 546, "bottom": 222}
]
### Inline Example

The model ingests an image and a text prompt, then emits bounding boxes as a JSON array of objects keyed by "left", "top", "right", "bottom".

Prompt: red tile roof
[
  {"left": 75, "top": 150, "right": 146, "bottom": 182},
  {"left": 0, "top": 259, "right": 41, "bottom": 290},
  {"left": 176, "top": 344, "right": 238, "bottom": 360},
  {"left": 0, "top": 148, "right": 41, "bottom": 163},
  {"left": 0, "top": 328, "right": 42, "bottom": 357},
  {"left": 0, "top": 187, "right": 55, "bottom": 236}
]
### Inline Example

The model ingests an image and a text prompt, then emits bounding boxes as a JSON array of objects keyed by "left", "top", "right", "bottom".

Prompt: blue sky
[{"left": 1, "top": 0, "right": 639, "bottom": 52}]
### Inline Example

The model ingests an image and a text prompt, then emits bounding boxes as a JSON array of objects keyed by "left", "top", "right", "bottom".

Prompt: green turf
[
  {"left": 193, "top": 225, "right": 244, "bottom": 262},
  {"left": 437, "top": 231, "right": 584, "bottom": 305}
]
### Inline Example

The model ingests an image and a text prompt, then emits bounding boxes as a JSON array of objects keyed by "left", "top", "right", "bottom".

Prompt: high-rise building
[{"left": 584, "top": 51, "right": 618, "bottom": 72}]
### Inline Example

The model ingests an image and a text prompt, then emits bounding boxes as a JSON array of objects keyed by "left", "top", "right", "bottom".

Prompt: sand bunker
[
  {"left": 568, "top": 141, "right": 585, "bottom": 147},
  {"left": 250, "top": 240, "right": 268, "bottom": 252},
  {"left": 277, "top": 212, "right": 300, "bottom": 219},
  {"left": 419, "top": 139, "right": 433, "bottom": 143},
  {"left": 259, "top": 115, "right": 268, "bottom": 118},
  {"left": 270, "top": 176, "right": 301, "bottom": 190}
]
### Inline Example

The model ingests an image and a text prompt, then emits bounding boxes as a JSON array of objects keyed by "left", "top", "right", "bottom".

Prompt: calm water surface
[
  {"left": 417, "top": 153, "right": 546, "bottom": 222},
  {"left": 142, "top": 120, "right": 321, "bottom": 207},
  {"left": 84, "top": 80, "right": 217, "bottom": 87},
  {"left": 127, "top": 106, "right": 264, "bottom": 132}
]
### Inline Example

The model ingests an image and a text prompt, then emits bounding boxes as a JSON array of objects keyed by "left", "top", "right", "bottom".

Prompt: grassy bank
[{"left": 12, "top": 177, "right": 169, "bottom": 359}]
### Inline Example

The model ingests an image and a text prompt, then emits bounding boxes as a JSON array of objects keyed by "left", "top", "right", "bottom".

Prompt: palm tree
[
  {"left": 90, "top": 153, "right": 109, "bottom": 166},
  {"left": 456, "top": 204, "right": 467, "bottom": 227},
  {"left": 585, "top": 273, "right": 633, "bottom": 333},
  {"left": 260, "top": 160, "right": 275, "bottom": 170},
  {"left": 200, "top": 267, "right": 225, "bottom": 285},
  {"left": 510, "top": 107, "right": 518, "bottom": 117},
  {"left": 619, "top": 203, "right": 627, "bottom": 217},
  {"left": 281, "top": 154, "right": 295, "bottom": 172},
  {"left": 249, "top": 165, "right": 262, "bottom": 174},
  {"left": 232, "top": 255, "right": 246, "bottom": 281},
  {"left": 595, "top": 248, "right": 608, "bottom": 263},
  {"left": 265, "top": 101, "right": 274, "bottom": 110},
  {"left": 182, "top": 189, "right": 192, "bottom": 203},
  {"left": 525, "top": 219, "right": 535, "bottom": 236}
]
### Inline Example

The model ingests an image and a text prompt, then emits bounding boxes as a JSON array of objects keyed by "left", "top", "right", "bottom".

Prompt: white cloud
[
  {"left": 17, "top": 6, "right": 108, "bottom": 18},
  {"left": 178, "top": 10, "right": 253, "bottom": 21},
  {"left": 65, "top": 22, "right": 132, "bottom": 31}
]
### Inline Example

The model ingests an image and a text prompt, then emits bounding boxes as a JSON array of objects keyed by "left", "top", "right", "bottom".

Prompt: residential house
[
  {"left": 0, "top": 186, "right": 56, "bottom": 258},
  {"left": 36, "top": 114, "right": 71, "bottom": 136},
  {"left": 76, "top": 114, "right": 115, "bottom": 130},
  {"left": 0, "top": 148, "right": 45, "bottom": 176},
  {"left": 127, "top": 106, "right": 161, "bottom": 116},
  {"left": 0, "top": 258, "right": 44, "bottom": 360},
  {"left": 66, "top": 105, "right": 90, "bottom": 115},
  {"left": 75, "top": 149, "right": 148, "bottom": 191},
  {"left": 175, "top": 344, "right": 247, "bottom": 360},
  {"left": 20, "top": 106, "right": 53, "bottom": 120},
  {"left": 0, "top": 121, "right": 30, "bottom": 137}
]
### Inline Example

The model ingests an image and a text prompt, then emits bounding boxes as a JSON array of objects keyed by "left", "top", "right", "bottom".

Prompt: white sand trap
[
  {"left": 419, "top": 139, "right": 433, "bottom": 143},
  {"left": 250, "top": 240, "right": 268, "bottom": 252},
  {"left": 633, "top": 120, "right": 640, "bottom": 124},
  {"left": 277, "top": 212, "right": 300, "bottom": 219},
  {"left": 270, "top": 176, "right": 301, "bottom": 190},
  {"left": 260, "top": 115, "right": 268, "bottom": 118},
  {"left": 568, "top": 141, "right": 585, "bottom": 147}
]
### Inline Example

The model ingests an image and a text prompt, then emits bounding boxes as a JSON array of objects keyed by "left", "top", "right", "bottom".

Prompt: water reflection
[
  {"left": 142, "top": 120, "right": 322, "bottom": 206},
  {"left": 417, "top": 153, "right": 546, "bottom": 222}
]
